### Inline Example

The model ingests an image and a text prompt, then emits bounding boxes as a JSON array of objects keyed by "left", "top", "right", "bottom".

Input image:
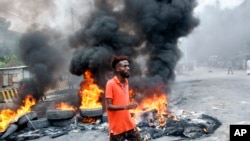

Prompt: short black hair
[{"left": 110, "top": 55, "right": 128, "bottom": 70}]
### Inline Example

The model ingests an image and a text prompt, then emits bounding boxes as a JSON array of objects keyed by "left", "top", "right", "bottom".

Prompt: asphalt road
[
  {"left": 31, "top": 68, "right": 250, "bottom": 141},
  {"left": 3, "top": 67, "right": 250, "bottom": 141},
  {"left": 155, "top": 67, "right": 250, "bottom": 141}
]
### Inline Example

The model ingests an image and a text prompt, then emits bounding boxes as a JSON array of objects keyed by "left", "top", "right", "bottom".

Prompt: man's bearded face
[{"left": 117, "top": 60, "right": 130, "bottom": 78}]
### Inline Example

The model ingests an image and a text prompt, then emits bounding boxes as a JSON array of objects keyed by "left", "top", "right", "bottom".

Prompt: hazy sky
[
  {"left": 0, "top": 0, "right": 93, "bottom": 33},
  {"left": 0, "top": 0, "right": 244, "bottom": 32},
  {"left": 196, "top": 0, "right": 244, "bottom": 12},
  {"left": 179, "top": 0, "right": 247, "bottom": 63},
  {"left": 0, "top": 0, "right": 247, "bottom": 63}
]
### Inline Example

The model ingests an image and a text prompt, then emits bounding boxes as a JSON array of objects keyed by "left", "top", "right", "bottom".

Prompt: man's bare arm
[{"left": 106, "top": 98, "right": 137, "bottom": 111}]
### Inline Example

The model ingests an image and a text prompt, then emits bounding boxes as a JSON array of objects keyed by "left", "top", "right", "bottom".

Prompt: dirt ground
[
  {"left": 3, "top": 67, "right": 250, "bottom": 141},
  {"left": 34, "top": 67, "right": 250, "bottom": 141}
]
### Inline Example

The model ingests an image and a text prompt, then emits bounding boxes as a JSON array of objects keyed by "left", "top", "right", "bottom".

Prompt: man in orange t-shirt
[{"left": 105, "top": 55, "right": 142, "bottom": 141}]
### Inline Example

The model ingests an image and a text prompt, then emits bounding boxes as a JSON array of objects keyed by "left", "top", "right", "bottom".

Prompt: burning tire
[
  {"left": 27, "top": 118, "right": 50, "bottom": 129},
  {"left": 18, "top": 111, "right": 38, "bottom": 125},
  {"left": 46, "top": 109, "right": 75, "bottom": 120},
  {"left": 1, "top": 124, "right": 18, "bottom": 139},
  {"left": 50, "top": 117, "right": 75, "bottom": 127},
  {"left": 80, "top": 107, "right": 103, "bottom": 117}
]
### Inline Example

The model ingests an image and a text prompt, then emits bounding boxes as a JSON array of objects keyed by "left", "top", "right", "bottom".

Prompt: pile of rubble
[{"left": 0, "top": 109, "right": 221, "bottom": 141}]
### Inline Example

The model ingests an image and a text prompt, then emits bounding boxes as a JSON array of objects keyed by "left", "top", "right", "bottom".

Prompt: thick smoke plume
[
  {"left": 70, "top": 0, "right": 199, "bottom": 101},
  {"left": 18, "top": 29, "right": 65, "bottom": 102}
]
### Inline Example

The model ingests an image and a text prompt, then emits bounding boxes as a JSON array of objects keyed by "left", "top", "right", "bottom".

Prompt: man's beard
[{"left": 121, "top": 71, "right": 130, "bottom": 78}]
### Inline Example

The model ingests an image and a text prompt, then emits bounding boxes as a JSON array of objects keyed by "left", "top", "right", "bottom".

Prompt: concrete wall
[
  {"left": 0, "top": 66, "right": 30, "bottom": 103},
  {"left": 0, "top": 66, "right": 29, "bottom": 90}
]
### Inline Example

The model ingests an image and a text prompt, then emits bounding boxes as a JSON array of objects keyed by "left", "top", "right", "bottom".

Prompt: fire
[
  {"left": 82, "top": 117, "right": 97, "bottom": 124},
  {"left": 172, "top": 115, "right": 179, "bottom": 121},
  {"left": 131, "top": 93, "right": 167, "bottom": 114},
  {"left": 55, "top": 102, "right": 76, "bottom": 111},
  {"left": 79, "top": 70, "right": 103, "bottom": 109},
  {"left": 158, "top": 115, "right": 167, "bottom": 127},
  {"left": 0, "top": 95, "right": 36, "bottom": 132},
  {"left": 203, "top": 128, "right": 208, "bottom": 133},
  {"left": 129, "top": 89, "right": 135, "bottom": 103},
  {"left": 129, "top": 88, "right": 168, "bottom": 122}
]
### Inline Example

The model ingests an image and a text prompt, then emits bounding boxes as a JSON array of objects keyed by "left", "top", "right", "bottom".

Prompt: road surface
[
  {"left": 34, "top": 67, "right": 250, "bottom": 141},
  {"left": 3, "top": 67, "right": 250, "bottom": 141}
]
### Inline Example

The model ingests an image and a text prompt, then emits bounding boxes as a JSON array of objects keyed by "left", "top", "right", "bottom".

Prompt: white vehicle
[{"left": 247, "top": 60, "right": 250, "bottom": 75}]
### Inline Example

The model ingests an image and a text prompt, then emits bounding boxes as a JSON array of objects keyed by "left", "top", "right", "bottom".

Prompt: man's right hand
[{"left": 126, "top": 103, "right": 138, "bottom": 110}]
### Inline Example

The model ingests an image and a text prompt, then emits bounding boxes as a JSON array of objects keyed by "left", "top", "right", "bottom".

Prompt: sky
[
  {"left": 0, "top": 0, "right": 244, "bottom": 32},
  {"left": 0, "top": 0, "right": 248, "bottom": 64},
  {"left": 179, "top": 0, "right": 248, "bottom": 64},
  {"left": 0, "top": 0, "right": 93, "bottom": 33},
  {"left": 195, "top": 0, "right": 245, "bottom": 12}
]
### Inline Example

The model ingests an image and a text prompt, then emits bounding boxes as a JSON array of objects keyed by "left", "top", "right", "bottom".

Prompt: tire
[
  {"left": 80, "top": 107, "right": 103, "bottom": 117},
  {"left": 46, "top": 110, "right": 75, "bottom": 120}
]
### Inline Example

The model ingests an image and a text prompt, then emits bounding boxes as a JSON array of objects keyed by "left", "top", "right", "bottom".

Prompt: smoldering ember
[{"left": 0, "top": 0, "right": 225, "bottom": 141}]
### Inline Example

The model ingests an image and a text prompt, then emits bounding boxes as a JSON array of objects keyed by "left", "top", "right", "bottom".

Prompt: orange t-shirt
[{"left": 105, "top": 76, "right": 136, "bottom": 135}]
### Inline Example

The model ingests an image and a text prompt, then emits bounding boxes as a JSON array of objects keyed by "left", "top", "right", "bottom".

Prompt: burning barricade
[
  {"left": 0, "top": 95, "right": 37, "bottom": 139},
  {"left": 0, "top": 0, "right": 211, "bottom": 139},
  {"left": 0, "top": 105, "right": 221, "bottom": 140},
  {"left": 78, "top": 71, "right": 104, "bottom": 123},
  {"left": 0, "top": 71, "right": 221, "bottom": 140}
]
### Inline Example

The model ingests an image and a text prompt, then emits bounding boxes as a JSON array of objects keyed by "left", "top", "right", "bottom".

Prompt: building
[{"left": 0, "top": 66, "right": 30, "bottom": 90}]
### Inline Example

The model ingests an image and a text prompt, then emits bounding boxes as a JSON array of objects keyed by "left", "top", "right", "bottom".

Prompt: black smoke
[
  {"left": 69, "top": 8, "right": 140, "bottom": 88},
  {"left": 18, "top": 30, "right": 65, "bottom": 101},
  {"left": 69, "top": 0, "right": 199, "bottom": 100}
]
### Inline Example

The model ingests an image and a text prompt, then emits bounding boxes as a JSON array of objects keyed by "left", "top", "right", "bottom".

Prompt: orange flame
[
  {"left": 82, "top": 117, "right": 97, "bottom": 124},
  {"left": 172, "top": 115, "right": 179, "bottom": 121},
  {"left": 129, "top": 88, "right": 168, "bottom": 121},
  {"left": 0, "top": 95, "right": 36, "bottom": 132},
  {"left": 129, "top": 89, "right": 135, "bottom": 103},
  {"left": 131, "top": 94, "right": 167, "bottom": 113},
  {"left": 203, "top": 128, "right": 208, "bottom": 133},
  {"left": 55, "top": 102, "right": 77, "bottom": 111},
  {"left": 158, "top": 115, "right": 167, "bottom": 127},
  {"left": 79, "top": 70, "right": 103, "bottom": 109}
]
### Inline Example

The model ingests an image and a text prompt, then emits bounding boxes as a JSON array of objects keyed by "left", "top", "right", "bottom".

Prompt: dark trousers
[{"left": 110, "top": 128, "right": 142, "bottom": 141}]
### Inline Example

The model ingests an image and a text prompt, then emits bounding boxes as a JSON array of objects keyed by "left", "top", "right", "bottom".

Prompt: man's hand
[{"left": 125, "top": 103, "right": 138, "bottom": 110}]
